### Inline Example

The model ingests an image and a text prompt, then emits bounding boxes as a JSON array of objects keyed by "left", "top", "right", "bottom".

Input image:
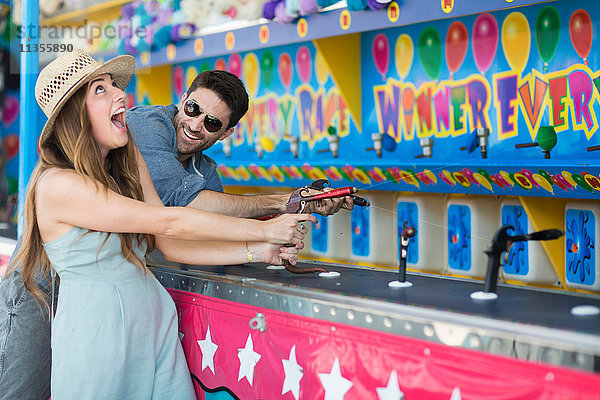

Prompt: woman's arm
[
  {"left": 35, "top": 166, "right": 315, "bottom": 245},
  {"left": 156, "top": 239, "right": 300, "bottom": 266}
]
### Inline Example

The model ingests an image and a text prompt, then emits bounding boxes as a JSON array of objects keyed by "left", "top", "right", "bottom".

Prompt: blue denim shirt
[{"left": 127, "top": 104, "right": 224, "bottom": 207}]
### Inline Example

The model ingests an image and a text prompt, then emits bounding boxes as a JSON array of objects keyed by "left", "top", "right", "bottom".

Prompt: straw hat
[{"left": 35, "top": 50, "right": 135, "bottom": 144}]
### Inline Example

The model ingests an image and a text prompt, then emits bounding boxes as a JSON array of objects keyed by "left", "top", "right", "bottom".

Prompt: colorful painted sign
[{"left": 164, "top": 1, "right": 600, "bottom": 199}]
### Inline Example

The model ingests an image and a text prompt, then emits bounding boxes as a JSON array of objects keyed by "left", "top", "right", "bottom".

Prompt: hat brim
[{"left": 39, "top": 54, "right": 136, "bottom": 144}]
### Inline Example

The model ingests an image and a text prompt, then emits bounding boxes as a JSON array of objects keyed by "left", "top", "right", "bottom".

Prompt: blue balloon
[{"left": 382, "top": 134, "right": 397, "bottom": 152}]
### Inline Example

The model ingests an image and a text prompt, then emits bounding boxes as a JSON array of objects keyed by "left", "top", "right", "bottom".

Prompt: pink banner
[{"left": 170, "top": 289, "right": 600, "bottom": 400}]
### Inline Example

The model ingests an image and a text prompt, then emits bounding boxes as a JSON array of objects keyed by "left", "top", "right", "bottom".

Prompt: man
[
  {"left": 0, "top": 69, "right": 353, "bottom": 399},
  {"left": 127, "top": 69, "right": 353, "bottom": 217}
]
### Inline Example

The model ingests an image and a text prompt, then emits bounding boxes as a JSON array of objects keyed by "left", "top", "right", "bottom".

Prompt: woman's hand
[
  {"left": 249, "top": 241, "right": 303, "bottom": 266},
  {"left": 261, "top": 213, "right": 317, "bottom": 245}
]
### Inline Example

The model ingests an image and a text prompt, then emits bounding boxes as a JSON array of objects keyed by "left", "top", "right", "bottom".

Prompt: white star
[
  {"left": 318, "top": 358, "right": 352, "bottom": 400},
  {"left": 450, "top": 387, "right": 462, "bottom": 400},
  {"left": 282, "top": 345, "right": 303, "bottom": 400},
  {"left": 376, "top": 370, "right": 404, "bottom": 400},
  {"left": 237, "top": 334, "right": 261, "bottom": 386},
  {"left": 197, "top": 326, "right": 218, "bottom": 374}
]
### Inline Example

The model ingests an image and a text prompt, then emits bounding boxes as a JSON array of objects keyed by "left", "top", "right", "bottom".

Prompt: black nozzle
[{"left": 510, "top": 229, "right": 564, "bottom": 242}]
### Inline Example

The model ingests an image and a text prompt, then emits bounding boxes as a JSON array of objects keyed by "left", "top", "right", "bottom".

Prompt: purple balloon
[
  {"left": 275, "top": 2, "right": 295, "bottom": 24},
  {"left": 262, "top": 0, "right": 281, "bottom": 20},
  {"left": 298, "top": 0, "right": 319, "bottom": 16},
  {"left": 472, "top": 13, "right": 499, "bottom": 74},
  {"left": 367, "top": 0, "right": 390, "bottom": 10}
]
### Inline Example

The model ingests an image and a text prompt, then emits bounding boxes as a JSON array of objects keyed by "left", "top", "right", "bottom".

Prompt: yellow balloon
[
  {"left": 315, "top": 50, "right": 330, "bottom": 86},
  {"left": 501, "top": 12, "right": 531, "bottom": 73},
  {"left": 395, "top": 34, "right": 414, "bottom": 80},
  {"left": 473, "top": 173, "right": 493, "bottom": 192},
  {"left": 185, "top": 66, "right": 198, "bottom": 89},
  {"left": 533, "top": 173, "right": 554, "bottom": 194},
  {"left": 562, "top": 171, "right": 577, "bottom": 187},
  {"left": 500, "top": 171, "right": 514, "bottom": 186},
  {"left": 242, "top": 53, "right": 260, "bottom": 97},
  {"left": 259, "top": 136, "right": 275, "bottom": 152}
]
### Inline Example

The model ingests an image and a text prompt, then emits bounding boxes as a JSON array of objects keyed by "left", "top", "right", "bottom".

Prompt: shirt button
[{"left": 184, "top": 182, "right": 188, "bottom": 189}]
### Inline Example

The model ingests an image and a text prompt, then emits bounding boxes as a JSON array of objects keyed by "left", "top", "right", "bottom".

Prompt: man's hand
[{"left": 302, "top": 187, "right": 354, "bottom": 216}]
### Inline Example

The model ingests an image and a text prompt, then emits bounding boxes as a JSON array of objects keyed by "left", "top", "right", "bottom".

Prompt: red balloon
[
  {"left": 372, "top": 33, "right": 389, "bottom": 80},
  {"left": 127, "top": 93, "right": 135, "bottom": 109},
  {"left": 446, "top": 21, "right": 469, "bottom": 76},
  {"left": 569, "top": 9, "right": 593, "bottom": 63},
  {"left": 3, "top": 134, "right": 18, "bottom": 160},
  {"left": 278, "top": 53, "right": 293, "bottom": 90},
  {"left": 214, "top": 58, "right": 226, "bottom": 71},
  {"left": 173, "top": 65, "right": 184, "bottom": 98}
]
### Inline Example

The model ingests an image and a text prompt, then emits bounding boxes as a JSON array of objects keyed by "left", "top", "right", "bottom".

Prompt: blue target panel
[
  {"left": 351, "top": 205, "right": 370, "bottom": 257},
  {"left": 447, "top": 204, "right": 471, "bottom": 271},
  {"left": 501, "top": 205, "right": 529, "bottom": 276},
  {"left": 311, "top": 214, "right": 328, "bottom": 253},
  {"left": 397, "top": 201, "right": 419, "bottom": 264},
  {"left": 565, "top": 207, "right": 597, "bottom": 290}
]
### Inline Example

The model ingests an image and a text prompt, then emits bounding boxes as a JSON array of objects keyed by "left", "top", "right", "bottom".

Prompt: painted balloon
[
  {"left": 569, "top": 9, "right": 593, "bottom": 65},
  {"left": 214, "top": 58, "right": 226, "bottom": 71},
  {"left": 173, "top": 65, "right": 184, "bottom": 98},
  {"left": 127, "top": 93, "right": 135, "bottom": 109},
  {"left": 199, "top": 62, "right": 211, "bottom": 73},
  {"left": 261, "top": 51, "right": 275, "bottom": 88},
  {"left": 2, "top": 95, "right": 18, "bottom": 128},
  {"left": 382, "top": 134, "right": 396, "bottom": 151},
  {"left": 228, "top": 53, "right": 242, "bottom": 77},
  {"left": 3, "top": 134, "right": 18, "bottom": 160},
  {"left": 372, "top": 33, "right": 390, "bottom": 80},
  {"left": 537, "top": 126, "right": 557, "bottom": 151},
  {"left": 501, "top": 12, "right": 531, "bottom": 73},
  {"left": 533, "top": 173, "right": 554, "bottom": 194},
  {"left": 535, "top": 6, "right": 560, "bottom": 72},
  {"left": 417, "top": 27, "right": 442, "bottom": 80},
  {"left": 185, "top": 66, "right": 198, "bottom": 89},
  {"left": 394, "top": 34, "right": 414, "bottom": 80},
  {"left": 315, "top": 50, "right": 330, "bottom": 85},
  {"left": 278, "top": 52, "right": 293, "bottom": 90},
  {"left": 296, "top": 46, "right": 312, "bottom": 84},
  {"left": 472, "top": 13, "right": 499, "bottom": 74},
  {"left": 243, "top": 53, "right": 260, "bottom": 97},
  {"left": 445, "top": 21, "right": 468, "bottom": 78}
]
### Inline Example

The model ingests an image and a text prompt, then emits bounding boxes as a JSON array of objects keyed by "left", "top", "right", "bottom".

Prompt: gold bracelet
[{"left": 245, "top": 242, "right": 253, "bottom": 263}]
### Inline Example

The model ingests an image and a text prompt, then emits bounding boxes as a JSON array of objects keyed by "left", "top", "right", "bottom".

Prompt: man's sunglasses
[{"left": 183, "top": 99, "right": 224, "bottom": 133}]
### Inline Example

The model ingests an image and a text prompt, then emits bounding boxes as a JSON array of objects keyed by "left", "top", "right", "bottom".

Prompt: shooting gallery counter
[{"left": 147, "top": 252, "right": 600, "bottom": 399}]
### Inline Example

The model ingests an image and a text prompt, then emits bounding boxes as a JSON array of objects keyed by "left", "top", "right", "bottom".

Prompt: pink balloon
[
  {"left": 296, "top": 46, "right": 312, "bottom": 84},
  {"left": 372, "top": 33, "right": 389, "bottom": 80},
  {"left": 472, "top": 13, "right": 498, "bottom": 74},
  {"left": 2, "top": 95, "right": 18, "bottom": 128},
  {"left": 173, "top": 66, "right": 184, "bottom": 98},
  {"left": 228, "top": 53, "right": 242, "bottom": 77}
]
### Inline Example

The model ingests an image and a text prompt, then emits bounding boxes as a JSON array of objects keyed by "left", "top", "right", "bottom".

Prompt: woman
[{"left": 8, "top": 50, "right": 315, "bottom": 399}]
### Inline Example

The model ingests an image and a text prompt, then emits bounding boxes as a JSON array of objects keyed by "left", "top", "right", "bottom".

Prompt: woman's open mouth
[{"left": 111, "top": 106, "right": 126, "bottom": 131}]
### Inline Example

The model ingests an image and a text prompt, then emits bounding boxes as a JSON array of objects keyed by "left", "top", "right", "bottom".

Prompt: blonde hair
[{"left": 8, "top": 84, "right": 154, "bottom": 311}]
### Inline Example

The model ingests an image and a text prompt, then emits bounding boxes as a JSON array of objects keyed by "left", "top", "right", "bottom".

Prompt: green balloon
[
  {"left": 199, "top": 62, "right": 211, "bottom": 73},
  {"left": 261, "top": 51, "right": 275, "bottom": 89},
  {"left": 537, "top": 169, "right": 554, "bottom": 185},
  {"left": 535, "top": 6, "right": 560, "bottom": 67},
  {"left": 537, "top": 126, "right": 557, "bottom": 151},
  {"left": 417, "top": 27, "right": 442, "bottom": 80},
  {"left": 572, "top": 173, "right": 594, "bottom": 192}
]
